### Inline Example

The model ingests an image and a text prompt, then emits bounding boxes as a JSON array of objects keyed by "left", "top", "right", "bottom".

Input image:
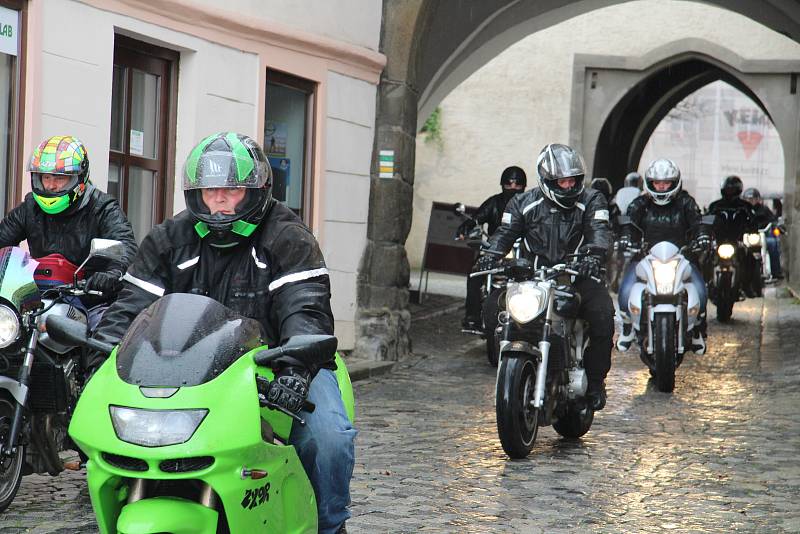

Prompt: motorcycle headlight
[
  {"left": 506, "top": 281, "right": 547, "bottom": 324},
  {"left": 717, "top": 243, "right": 735, "bottom": 260},
  {"left": 651, "top": 259, "right": 678, "bottom": 295},
  {"left": 109, "top": 406, "right": 208, "bottom": 447},
  {"left": 743, "top": 233, "right": 761, "bottom": 248},
  {"left": 0, "top": 305, "right": 20, "bottom": 348}
]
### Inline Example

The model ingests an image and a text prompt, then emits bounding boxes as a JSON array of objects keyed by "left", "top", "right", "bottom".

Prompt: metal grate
[
  {"left": 159, "top": 456, "right": 214, "bottom": 473},
  {"left": 102, "top": 452, "right": 148, "bottom": 472}
]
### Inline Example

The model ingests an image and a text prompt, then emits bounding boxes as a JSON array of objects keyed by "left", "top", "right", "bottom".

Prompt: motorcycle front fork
[{"left": 3, "top": 328, "right": 37, "bottom": 458}]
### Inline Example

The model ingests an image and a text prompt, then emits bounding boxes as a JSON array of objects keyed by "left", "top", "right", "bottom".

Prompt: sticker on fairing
[
  {"left": 594, "top": 210, "right": 609, "bottom": 221},
  {"left": 502, "top": 212, "right": 512, "bottom": 225}
]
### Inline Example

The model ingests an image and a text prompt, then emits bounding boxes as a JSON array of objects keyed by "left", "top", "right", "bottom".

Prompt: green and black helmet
[
  {"left": 29, "top": 135, "right": 91, "bottom": 215},
  {"left": 183, "top": 132, "right": 272, "bottom": 247}
]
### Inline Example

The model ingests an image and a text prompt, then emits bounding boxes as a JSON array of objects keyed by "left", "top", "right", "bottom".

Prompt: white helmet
[{"left": 643, "top": 158, "right": 681, "bottom": 206}]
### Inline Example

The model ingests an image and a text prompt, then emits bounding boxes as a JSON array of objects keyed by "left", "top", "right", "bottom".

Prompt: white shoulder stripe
[
  {"left": 123, "top": 273, "right": 165, "bottom": 297},
  {"left": 522, "top": 198, "right": 543, "bottom": 215},
  {"left": 268, "top": 268, "right": 330, "bottom": 292},
  {"left": 177, "top": 256, "right": 199, "bottom": 270},
  {"left": 575, "top": 202, "right": 586, "bottom": 211}
]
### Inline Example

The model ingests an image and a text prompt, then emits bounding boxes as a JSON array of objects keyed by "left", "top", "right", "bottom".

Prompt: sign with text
[{"left": 0, "top": 6, "right": 17, "bottom": 57}]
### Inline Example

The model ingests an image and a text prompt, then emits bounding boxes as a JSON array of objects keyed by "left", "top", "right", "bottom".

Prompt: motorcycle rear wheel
[
  {"left": 0, "top": 396, "right": 24, "bottom": 512},
  {"left": 654, "top": 313, "right": 676, "bottom": 393},
  {"left": 496, "top": 355, "right": 539, "bottom": 459}
]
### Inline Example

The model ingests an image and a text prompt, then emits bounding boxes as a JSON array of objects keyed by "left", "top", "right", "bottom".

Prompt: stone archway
[
  {"left": 569, "top": 39, "right": 800, "bottom": 195},
  {"left": 358, "top": 1, "right": 800, "bottom": 361}
]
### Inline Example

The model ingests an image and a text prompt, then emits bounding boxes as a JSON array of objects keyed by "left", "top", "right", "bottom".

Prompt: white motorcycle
[{"left": 626, "top": 241, "right": 703, "bottom": 393}]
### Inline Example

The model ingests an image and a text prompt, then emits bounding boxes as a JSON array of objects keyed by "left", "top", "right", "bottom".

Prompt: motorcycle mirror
[
  {"left": 89, "top": 238, "right": 126, "bottom": 260},
  {"left": 253, "top": 335, "right": 338, "bottom": 368},
  {"left": 701, "top": 214, "right": 716, "bottom": 226},
  {"left": 45, "top": 315, "right": 114, "bottom": 355},
  {"left": 453, "top": 203, "right": 466, "bottom": 214}
]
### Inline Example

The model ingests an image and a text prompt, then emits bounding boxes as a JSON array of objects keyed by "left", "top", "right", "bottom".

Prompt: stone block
[{"left": 367, "top": 179, "right": 414, "bottom": 243}]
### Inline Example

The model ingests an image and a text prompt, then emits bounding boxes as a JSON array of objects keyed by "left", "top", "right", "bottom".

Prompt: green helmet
[
  {"left": 29, "top": 135, "right": 90, "bottom": 215},
  {"left": 183, "top": 132, "right": 272, "bottom": 247}
]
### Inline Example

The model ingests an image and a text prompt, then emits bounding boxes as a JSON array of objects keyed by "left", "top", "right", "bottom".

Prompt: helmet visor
[
  {"left": 645, "top": 176, "right": 679, "bottom": 195},
  {"left": 183, "top": 150, "right": 269, "bottom": 190},
  {"left": 31, "top": 172, "right": 81, "bottom": 197}
]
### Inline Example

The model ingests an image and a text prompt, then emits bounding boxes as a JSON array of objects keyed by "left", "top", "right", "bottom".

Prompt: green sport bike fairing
[{"left": 49, "top": 293, "right": 354, "bottom": 534}]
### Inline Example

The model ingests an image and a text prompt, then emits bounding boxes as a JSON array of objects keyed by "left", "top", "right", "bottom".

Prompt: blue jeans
[
  {"left": 618, "top": 262, "right": 707, "bottom": 315},
  {"left": 766, "top": 235, "right": 782, "bottom": 276},
  {"left": 289, "top": 369, "right": 356, "bottom": 534}
]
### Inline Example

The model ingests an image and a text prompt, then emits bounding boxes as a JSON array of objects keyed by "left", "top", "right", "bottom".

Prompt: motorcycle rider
[
  {"left": 459, "top": 165, "right": 527, "bottom": 331},
  {"left": 612, "top": 171, "right": 642, "bottom": 216},
  {"left": 92, "top": 132, "right": 355, "bottom": 534},
  {"left": 0, "top": 135, "right": 137, "bottom": 329},
  {"left": 480, "top": 144, "right": 614, "bottom": 410},
  {"left": 742, "top": 187, "right": 782, "bottom": 279},
  {"left": 707, "top": 175, "right": 758, "bottom": 297},
  {"left": 616, "top": 159, "right": 710, "bottom": 355}
]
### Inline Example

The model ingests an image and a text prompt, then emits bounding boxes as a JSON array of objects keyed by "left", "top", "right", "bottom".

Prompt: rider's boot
[
  {"left": 461, "top": 315, "right": 481, "bottom": 333},
  {"left": 617, "top": 320, "right": 635, "bottom": 352},
  {"left": 691, "top": 313, "right": 707, "bottom": 355},
  {"left": 586, "top": 379, "right": 607, "bottom": 411}
]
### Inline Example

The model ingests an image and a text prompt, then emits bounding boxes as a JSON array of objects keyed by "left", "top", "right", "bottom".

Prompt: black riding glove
[
  {"left": 266, "top": 366, "right": 311, "bottom": 414},
  {"left": 693, "top": 234, "right": 712, "bottom": 251},
  {"left": 456, "top": 220, "right": 475, "bottom": 239},
  {"left": 85, "top": 269, "right": 123, "bottom": 294},
  {"left": 577, "top": 255, "right": 602, "bottom": 280},
  {"left": 476, "top": 253, "right": 499, "bottom": 272}
]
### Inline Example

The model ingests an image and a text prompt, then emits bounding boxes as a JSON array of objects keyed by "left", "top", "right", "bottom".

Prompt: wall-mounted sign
[
  {"left": 379, "top": 149, "right": 394, "bottom": 178},
  {"left": 0, "top": 6, "right": 18, "bottom": 57}
]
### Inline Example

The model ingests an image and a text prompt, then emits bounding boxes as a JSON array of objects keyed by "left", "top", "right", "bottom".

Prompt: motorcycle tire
[
  {"left": 0, "top": 395, "right": 24, "bottom": 513},
  {"left": 496, "top": 354, "right": 539, "bottom": 459},
  {"left": 553, "top": 404, "right": 594, "bottom": 439},
  {"left": 654, "top": 312, "right": 676, "bottom": 393}
]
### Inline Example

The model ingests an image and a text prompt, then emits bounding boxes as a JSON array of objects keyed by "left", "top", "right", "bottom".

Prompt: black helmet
[
  {"left": 183, "top": 132, "right": 272, "bottom": 247},
  {"left": 624, "top": 171, "right": 642, "bottom": 189},
  {"left": 720, "top": 175, "right": 743, "bottom": 200},
  {"left": 500, "top": 166, "right": 527, "bottom": 188},
  {"left": 643, "top": 159, "right": 682, "bottom": 206},
  {"left": 590, "top": 177, "right": 613, "bottom": 203},
  {"left": 536, "top": 143, "right": 586, "bottom": 209}
]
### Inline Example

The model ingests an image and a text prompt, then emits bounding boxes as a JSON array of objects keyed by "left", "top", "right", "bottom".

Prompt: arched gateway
[{"left": 356, "top": 1, "right": 800, "bottom": 360}]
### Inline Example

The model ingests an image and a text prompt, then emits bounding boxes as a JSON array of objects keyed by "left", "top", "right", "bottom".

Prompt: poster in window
[
  {"left": 264, "top": 121, "right": 288, "bottom": 157},
  {"left": 268, "top": 157, "right": 290, "bottom": 202}
]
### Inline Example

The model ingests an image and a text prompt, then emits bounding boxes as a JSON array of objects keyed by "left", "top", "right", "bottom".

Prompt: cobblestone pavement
[
  {"left": 349, "top": 289, "right": 800, "bottom": 533},
  {"left": 0, "top": 290, "right": 798, "bottom": 533}
]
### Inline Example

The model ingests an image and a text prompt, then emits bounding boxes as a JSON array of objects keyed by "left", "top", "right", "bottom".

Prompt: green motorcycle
[{"left": 46, "top": 292, "right": 354, "bottom": 534}]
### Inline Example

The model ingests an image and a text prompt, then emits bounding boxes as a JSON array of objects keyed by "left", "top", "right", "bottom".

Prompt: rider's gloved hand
[
  {"left": 618, "top": 235, "right": 632, "bottom": 251},
  {"left": 476, "top": 253, "right": 499, "bottom": 272},
  {"left": 693, "top": 234, "right": 712, "bottom": 251},
  {"left": 266, "top": 366, "right": 311, "bottom": 414},
  {"left": 85, "top": 269, "right": 123, "bottom": 294},
  {"left": 577, "top": 255, "right": 602, "bottom": 280},
  {"left": 456, "top": 220, "right": 474, "bottom": 240}
]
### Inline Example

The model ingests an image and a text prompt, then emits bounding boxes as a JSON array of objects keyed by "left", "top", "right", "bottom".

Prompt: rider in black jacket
[
  {"left": 92, "top": 132, "right": 354, "bottom": 534},
  {"left": 707, "top": 176, "right": 759, "bottom": 297},
  {"left": 0, "top": 135, "right": 137, "bottom": 328},
  {"left": 482, "top": 144, "right": 614, "bottom": 410},
  {"left": 459, "top": 166, "right": 526, "bottom": 330},
  {"left": 616, "top": 159, "right": 710, "bottom": 355}
]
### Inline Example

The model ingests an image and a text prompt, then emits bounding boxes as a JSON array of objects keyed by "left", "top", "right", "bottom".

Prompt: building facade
[{"left": 0, "top": 0, "right": 384, "bottom": 350}]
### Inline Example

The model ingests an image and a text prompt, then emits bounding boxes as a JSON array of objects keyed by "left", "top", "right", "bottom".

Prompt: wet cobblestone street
[{"left": 1, "top": 290, "right": 798, "bottom": 533}]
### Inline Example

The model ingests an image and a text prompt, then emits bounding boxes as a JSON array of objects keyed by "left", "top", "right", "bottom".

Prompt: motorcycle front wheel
[
  {"left": 0, "top": 395, "right": 24, "bottom": 512},
  {"left": 496, "top": 355, "right": 539, "bottom": 458},
  {"left": 654, "top": 312, "right": 676, "bottom": 393}
]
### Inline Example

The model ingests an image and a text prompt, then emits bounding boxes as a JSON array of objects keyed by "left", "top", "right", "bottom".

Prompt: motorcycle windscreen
[
  {"left": 116, "top": 293, "right": 265, "bottom": 387},
  {"left": 0, "top": 246, "right": 41, "bottom": 313}
]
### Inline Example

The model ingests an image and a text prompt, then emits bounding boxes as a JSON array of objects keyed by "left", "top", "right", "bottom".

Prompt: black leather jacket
[
  {"left": 0, "top": 187, "right": 137, "bottom": 277},
  {"left": 460, "top": 190, "right": 519, "bottom": 237},
  {"left": 485, "top": 187, "right": 612, "bottom": 266},
  {"left": 625, "top": 191, "right": 702, "bottom": 249},
  {"left": 93, "top": 201, "right": 334, "bottom": 374},
  {"left": 707, "top": 197, "right": 755, "bottom": 242}
]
